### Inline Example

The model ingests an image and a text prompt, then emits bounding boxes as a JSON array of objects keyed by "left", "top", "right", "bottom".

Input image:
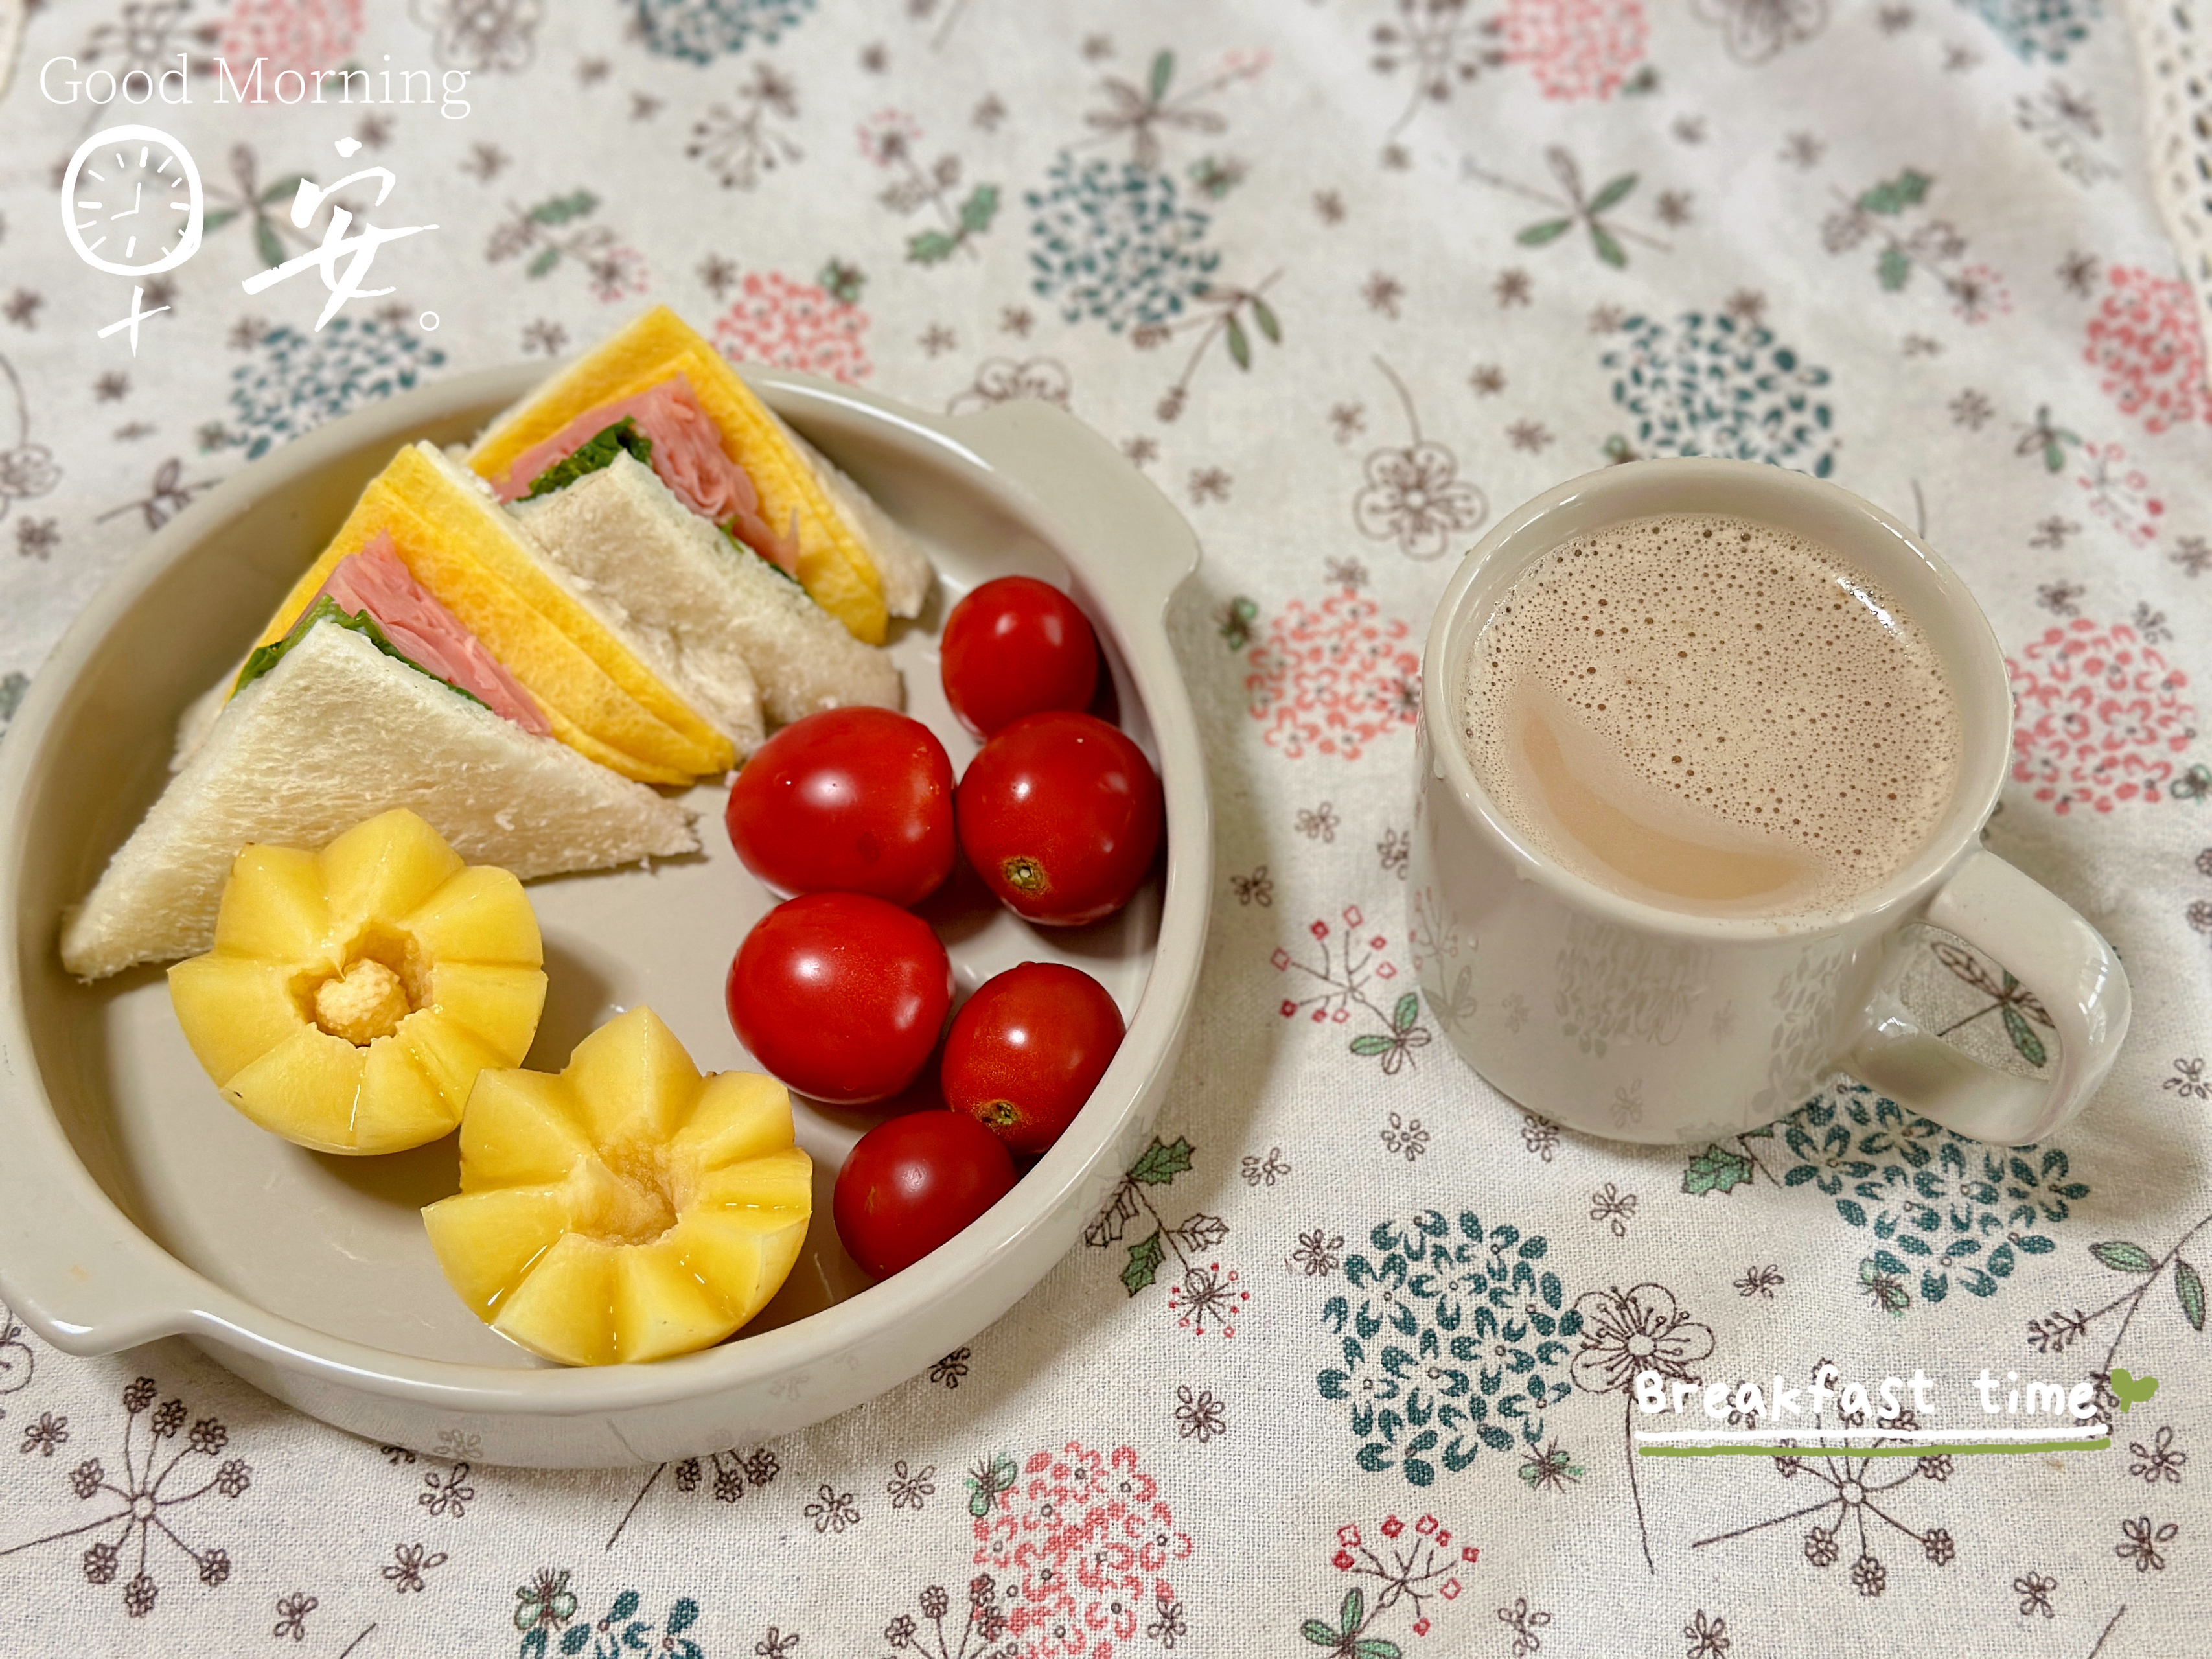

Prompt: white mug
[{"left": 1407, "top": 459, "right": 2130, "bottom": 1146}]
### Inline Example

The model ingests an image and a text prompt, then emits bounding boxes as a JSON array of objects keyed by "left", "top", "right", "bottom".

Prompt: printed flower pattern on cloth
[
  {"left": 219, "top": 0, "right": 363, "bottom": 71},
  {"left": 1601, "top": 310, "right": 1837, "bottom": 475},
  {"left": 1774, "top": 1084, "right": 2083, "bottom": 1308},
  {"left": 2084, "top": 265, "right": 2212, "bottom": 434},
  {"left": 411, "top": 0, "right": 541, "bottom": 73},
  {"left": 1026, "top": 155, "right": 1220, "bottom": 333},
  {"left": 0, "top": 1376, "right": 250, "bottom": 1618},
  {"left": 215, "top": 320, "right": 446, "bottom": 461},
  {"left": 1692, "top": 1369, "right": 1960, "bottom": 1597},
  {"left": 1245, "top": 588, "right": 1422, "bottom": 761},
  {"left": 712, "top": 270, "right": 873, "bottom": 384},
  {"left": 515, "top": 1583, "right": 701, "bottom": 1658},
  {"left": 1500, "top": 0, "right": 1650, "bottom": 99},
  {"left": 1302, "top": 1513, "right": 1480, "bottom": 1649},
  {"left": 1318, "top": 1210, "right": 1580, "bottom": 1485},
  {"left": 1957, "top": 0, "right": 2102, "bottom": 64},
  {"left": 1351, "top": 362, "right": 1486, "bottom": 561},
  {"left": 1690, "top": 0, "right": 1828, "bottom": 63},
  {"left": 969, "top": 1441, "right": 1192, "bottom": 1659},
  {"left": 630, "top": 0, "right": 817, "bottom": 64},
  {"left": 2007, "top": 618, "right": 2197, "bottom": 813}
]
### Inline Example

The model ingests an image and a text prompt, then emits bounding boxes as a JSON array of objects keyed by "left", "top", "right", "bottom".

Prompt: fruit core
[
  {"left": 591, "top": 1146, "right": 684, "bottom": 1246},
  {"left": 1000, "top": 856, "right": 1048, "bottom": 894},
  {"left": 302, "top": 929, "right": 428, "bottom": 1046}
]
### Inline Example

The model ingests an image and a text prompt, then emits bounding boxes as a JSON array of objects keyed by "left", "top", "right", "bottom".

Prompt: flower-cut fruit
[
  {"left": 421, "top": 1007, "right": 812, "bottom": 1366},
  {"left": 168, "top": 809, "right": 546, "bottom": 1156}
]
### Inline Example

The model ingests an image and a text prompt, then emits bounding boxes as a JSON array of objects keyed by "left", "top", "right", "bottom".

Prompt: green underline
[{"left": 1639, "top": 1439, "right": 2110, "bottom": 1459}]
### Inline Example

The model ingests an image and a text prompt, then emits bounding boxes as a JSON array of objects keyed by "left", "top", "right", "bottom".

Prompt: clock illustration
[{"left": 60, "top": 124, "right": 205, "bottom": 278}]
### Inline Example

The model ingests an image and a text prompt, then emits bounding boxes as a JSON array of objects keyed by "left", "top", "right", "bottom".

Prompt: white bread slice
[
  {"left": 61, "top": 621, "right": 697, "bottom": 980},
  {"left": 171, "top": 671, "right": 233, "bottom": 771},
  {"left": 511, "top": 454, "right": 902, "bottom": 728},
  {"left": 782, "top": 424, "right": 932, "bottom": 621},
  {"left": 404, "top": 441, "right": 761, "bottom": 759}
]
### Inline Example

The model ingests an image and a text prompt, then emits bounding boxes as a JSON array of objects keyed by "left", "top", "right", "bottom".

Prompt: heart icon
[{"left": 2109, "top": 1367, "right": 2160, "bottom": 1412}]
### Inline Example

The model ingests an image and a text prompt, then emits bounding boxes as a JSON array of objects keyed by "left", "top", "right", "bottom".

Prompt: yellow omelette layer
[
  {"left": 247, "top": 445, "right": 733, "bottom": 786},
  {"left": 466, "top": 306, "right": 890, "bottom": 645}
]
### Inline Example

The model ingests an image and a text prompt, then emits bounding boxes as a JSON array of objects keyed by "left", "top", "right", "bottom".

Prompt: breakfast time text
[
  {"left": 1635, "top": 1363, "right": 2103, "bottom": 1423},
  {"left": 39, "top": 55, "right": 474, "bottom": 121}
]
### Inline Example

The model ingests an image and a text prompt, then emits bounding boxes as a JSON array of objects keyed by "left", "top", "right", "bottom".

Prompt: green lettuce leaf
[
  {"left": 520, "top": 416, "right": 654, "bottom": 500},
  {"left": 233, "top": 594, "right": 489, "bottom": 712}
]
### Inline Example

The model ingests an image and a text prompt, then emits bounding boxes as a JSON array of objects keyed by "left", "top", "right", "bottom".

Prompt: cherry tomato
[
  {"left": 939, "top": 576, "right": 1101, "bottom": 738},
  {"left": 942, "top": 962, "right": 1125, "bottom": 1154},
  {"left": 726, "top": 892, "right": 952, "bottom": 1104},
  {"left": 833, "top": 1109, "right": 1017, "bottom": 1280},
  {"left": 956, "top": 712, "right": 1164, "bottom": 926},
  {"left": 724, "top": 708, "right": 954, "bottom": 908}
]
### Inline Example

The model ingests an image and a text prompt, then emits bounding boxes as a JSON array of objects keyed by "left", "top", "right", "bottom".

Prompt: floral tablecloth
[{"left": 3, "top": 0, "right": 2209, "bottom": 1654}]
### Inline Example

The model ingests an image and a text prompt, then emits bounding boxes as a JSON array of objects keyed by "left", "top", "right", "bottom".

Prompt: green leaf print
[
  {"left": 2002, "top": 1004, "right": 2049, "bottom": 1067},
  {"left": 1149, "top": 49, "right": 1175, "bottom": 101},
  {"left": 1252, "top": 295, "right": 1282, "bottom": 343},
  {"left": 1122, "top": 1228, "right": 1166, "bottom": 1294},
  {"left": 1877, "top": 246, "right": 1912, "bottom": 291},
  {"left": 1129, "top": 1136, "right": 1194, "bottom": 1185},
  {"left": 959, "top": 183, "right": 1000, "bottom": 235},
  {"left": 2092, "top": 1241, "right": 2160, "bottom": 1273},
  {"left": 1683, "top": 1143, "right": 1756, "bottom": 1196},
  {"left": 1587, "top": 172, "right": 1637, "bottom": 215},
  {"left": 1392, "top": 993, "right": 1422, "bottom": 1032},
  {"left": 907, "top": 229, "right": 961, "bottom": 265},
  {"left": 2174, "top": 1259, "right": 2206, "bottom": 1331},
  {"left": 1517, "top": 218, "right": 1574, "bottom": 246},
  {"left": 529, "top": 190, "right": 599, "bottom": 225},
  {"left": 1591, "top": 225, "right": 1628, "bottom": 268},
  {"left": 1227, "top": 312, "right": 1251, "bottom": 370},
  {"left": 1857, "top": 170, "right": 1931, "bottom": 215}
]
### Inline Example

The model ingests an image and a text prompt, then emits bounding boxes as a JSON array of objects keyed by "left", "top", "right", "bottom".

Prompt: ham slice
[
  {"left": 311, "top": 533, "right": 553, "bottom": 736},
  {"left": 490, "top": 375, "right": 801, "bottom": 574}
]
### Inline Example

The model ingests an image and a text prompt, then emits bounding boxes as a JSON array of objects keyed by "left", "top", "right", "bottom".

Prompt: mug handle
[{"left": 1843, "top": 850, "right": 2130, "bottom": 1145}]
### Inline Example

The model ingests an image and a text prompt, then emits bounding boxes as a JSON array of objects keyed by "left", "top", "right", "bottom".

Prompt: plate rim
[{"left": 0, "top": 362, "right": 1212, "bottom": 1416}]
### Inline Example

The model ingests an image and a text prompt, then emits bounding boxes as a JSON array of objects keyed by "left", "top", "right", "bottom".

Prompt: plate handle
[
  {"left": 0, "top": 1133, "right": 212, "bottom": 1354},
  {"left": 946, "top": 399, "right": 1204, "bottom": 616}
]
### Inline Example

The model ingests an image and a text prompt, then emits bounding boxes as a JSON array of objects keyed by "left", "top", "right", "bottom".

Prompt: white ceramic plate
[{"left": 0, "top": 366, "right": 1209, "bottom": 1467}]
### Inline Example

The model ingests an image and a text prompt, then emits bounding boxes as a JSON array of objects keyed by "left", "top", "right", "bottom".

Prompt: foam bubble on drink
[{"left": 1460, "top": 512, "right": 1961, "bottom": 916}]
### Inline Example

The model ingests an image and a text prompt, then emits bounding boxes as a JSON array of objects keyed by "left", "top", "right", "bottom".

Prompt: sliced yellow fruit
[
  {"left": 168, "top": 957, "right": 303, "bottom": 1087},
  {"left": 422, "top": 964, "right": 547, "bottom": 1061},
  {"left": 166, "top": 809, "right": 547, "bottom": 1155},
  {"left": 465, "top": 306, "right": 890, "bottom": 644},
  {"left": 419, "top": 1185, "right": 571, "bottom": 1314},
  {"left": 244, "top": 449, "right": 732, "bottom": 785},
  {"left": 222, "top": 1026, "right": 368, "bottom": 1155},
  {"left": 422, "top": 1006, "right": 812, "bottom": 1366},
  {"left": 452, "top": 1070, "right": 593, "bottom": 1189},
  {"left": 400, "top": 866, "right": 544, "bottom": 968},
  {"left": 210, "top": 846, "right": 329, "bottom": 960},
  {"left": 494, "top": 1234, "right": 620, "bottom": 1367}
]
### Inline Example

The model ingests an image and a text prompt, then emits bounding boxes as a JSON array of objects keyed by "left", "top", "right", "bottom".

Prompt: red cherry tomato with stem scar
[
  {"left": 956, "top": 711, "right": 1164, "bottom": 927},
  {"left": 941, "top": 962, "right": 1125, "bottom": 1154},
  {"left": 833, "top": 1109, "right": 1017, "bottom": 1280}
]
